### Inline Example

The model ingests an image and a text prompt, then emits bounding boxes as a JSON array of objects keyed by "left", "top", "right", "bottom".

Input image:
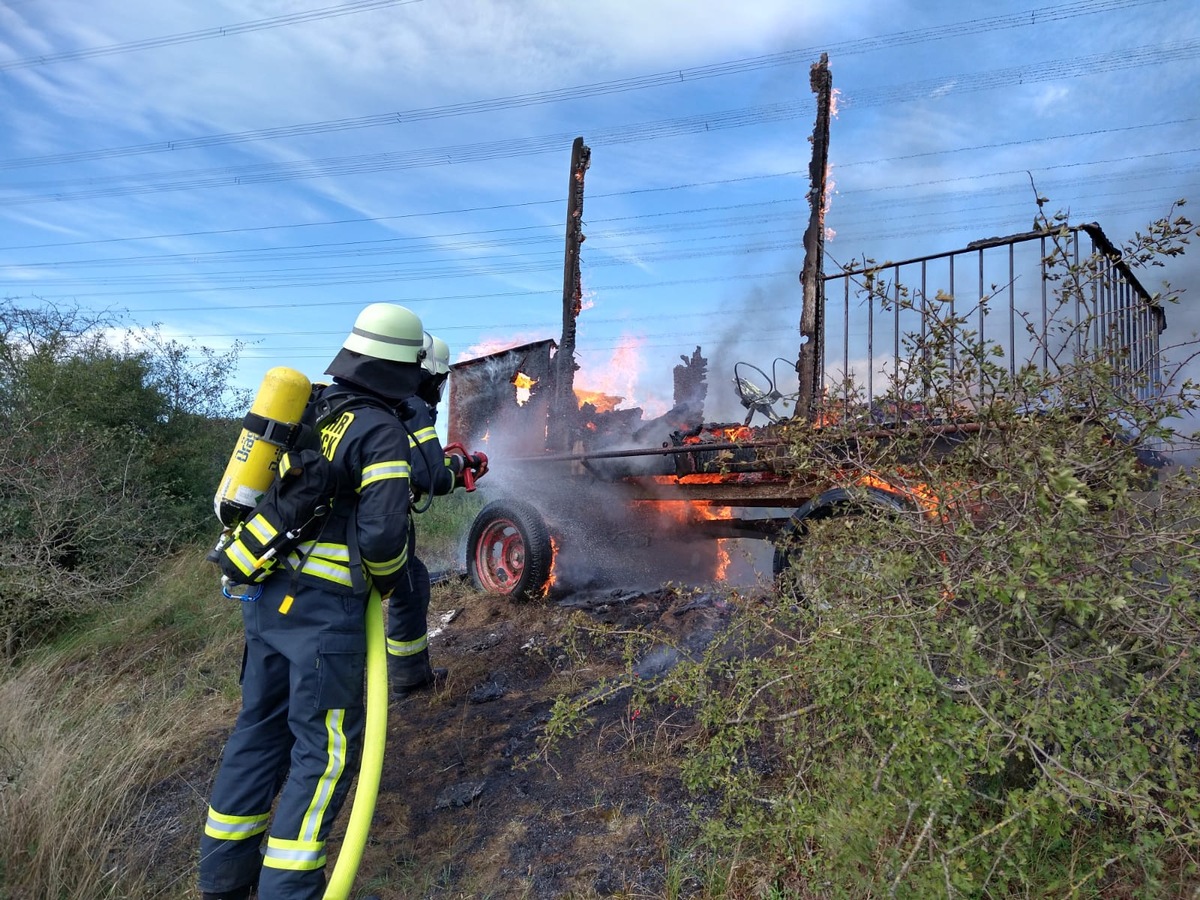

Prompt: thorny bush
[{"left": 543, "top": 210, "right": 1200, "bottom": 897}]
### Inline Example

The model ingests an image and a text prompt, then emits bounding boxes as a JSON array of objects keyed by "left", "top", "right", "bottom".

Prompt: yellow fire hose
[{"left": 324, "top": 588, "right": 388, "bottom": 900}]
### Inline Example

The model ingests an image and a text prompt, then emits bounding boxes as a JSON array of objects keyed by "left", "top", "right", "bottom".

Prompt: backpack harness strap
[
  {"left": 220, "top": 389, "right": 404, "bottom": 600},
  {"left": 242, "top": 411, "right": 302, "bottom": 448}
]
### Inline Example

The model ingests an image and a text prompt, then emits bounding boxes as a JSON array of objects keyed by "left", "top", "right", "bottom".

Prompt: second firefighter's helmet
[
  {"left": 341, "top": 302, "right": 426, "bottom": 365},
  {"left": 421, "top": 333, "right": 451, "bottom": 377}
]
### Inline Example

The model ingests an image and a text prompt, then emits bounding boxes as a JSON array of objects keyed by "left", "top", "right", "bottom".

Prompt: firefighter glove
[{"left": 466, "top": 451, "right": 489, "bottom": 479}]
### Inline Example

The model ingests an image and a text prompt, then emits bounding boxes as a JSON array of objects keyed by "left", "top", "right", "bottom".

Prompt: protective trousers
[
  {"left": 199, "top": 577, "right": 367, "bottom": 900},
  {"left": 385, "top": 532, "right": 432, "bottom": 687},
  {"left": 384, "top": 554, "right": 432, "bottom": 681}
]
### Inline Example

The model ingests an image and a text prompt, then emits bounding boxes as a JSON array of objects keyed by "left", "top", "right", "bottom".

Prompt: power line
[
  {"left": 0, "top": 0, "right": 1169, "bottom": 169},
  {"left": 0, "top": 103, "right": 807, "bottom": 206},
  {"left": 13, "top": 109, "right": 1196, "bottom": 271},
  {"left": 0, "top": 170, "right": 805, "bottom": 252},
  {"left": 8, "top": 183, "right": 1186, "bottom": 306},
  {"left": 16, "top": 198, "right": 809, "bottom": 269},
  {"left": 2, "top": 36, "right": 1193, "bottom": 208},
  {"left": 0, "top": 0, "right": 424, "bottom": 72},
  {"left": 0, "top": 113, "right": 1192, "bottom": 257},
  {"left": 6, "top": 159, "right": 1191, "bottom": 294}
]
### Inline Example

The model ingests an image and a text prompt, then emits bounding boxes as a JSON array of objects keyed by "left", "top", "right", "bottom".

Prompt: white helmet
[
  {"left": 420, "top": 332, "right": 435, "bottom": 375},
  {"left": 432, "top": 333, "right": 451, "bottom": 374},
  {"left": 342, "top": 303, "right": 425, "bottom": 365},
  {"left": 415, "top": 333, "right": 448, "bottom": 374}
]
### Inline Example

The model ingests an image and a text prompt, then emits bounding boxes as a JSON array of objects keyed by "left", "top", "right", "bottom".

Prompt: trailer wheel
[
  {"left": 467, "top": 499, "right": 554, "bottom": 600},
  {"left": 772, "top": 487, "right": 911, "bottom": 597}
]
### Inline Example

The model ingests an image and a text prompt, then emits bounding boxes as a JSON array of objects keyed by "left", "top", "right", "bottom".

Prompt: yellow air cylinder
[{"left": 214, "top": 366, "right": 313, "bottom": 527}]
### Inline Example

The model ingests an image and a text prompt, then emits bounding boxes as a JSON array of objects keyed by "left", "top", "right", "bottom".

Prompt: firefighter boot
[{"left": 390, "top": 648, "right": 447, "bottom": 697}]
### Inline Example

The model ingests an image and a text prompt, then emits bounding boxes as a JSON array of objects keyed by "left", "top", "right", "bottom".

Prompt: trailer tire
[
  {"left": 467, "top": 499, "right": 554, "bottom": 600},
  {"left": 772, "top": 487, "right": 911, "bottom": 579}
]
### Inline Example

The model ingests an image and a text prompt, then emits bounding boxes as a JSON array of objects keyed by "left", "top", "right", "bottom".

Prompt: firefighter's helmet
[
  {"left": 342, "top": 303, "right": 426, "bottom": 365},
  {"left": 432, "top": 335, "right": 450, "bottom": 375},
  {"left": 421, "top": 333, "right": 451, "bottom": 377},
  {"left": 420, "top": 332, "right": 435, "bottom": 375}
]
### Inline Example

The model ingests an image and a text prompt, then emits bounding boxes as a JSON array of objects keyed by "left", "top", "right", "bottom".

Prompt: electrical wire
[
  {"left": 0, "top": 0, "right": 1171, "bottom": 168},
  {"left": 0, "top": 0, "right": 424, "bottom": 72}
]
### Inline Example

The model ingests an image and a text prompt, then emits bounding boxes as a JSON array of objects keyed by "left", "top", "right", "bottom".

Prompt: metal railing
[{"left": 821, "top": 223, "right": 1166, "bottom": 411}]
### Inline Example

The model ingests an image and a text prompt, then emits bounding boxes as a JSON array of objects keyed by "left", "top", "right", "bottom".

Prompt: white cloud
[{"left": 1032, "top": 84, "right": 1070, "bottom": 116}]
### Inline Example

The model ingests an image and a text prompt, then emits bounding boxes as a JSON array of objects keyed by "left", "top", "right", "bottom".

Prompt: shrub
[
  {"left": 0, "top": 301, "right": 245, "bottom": 657},
  {"left": 546, "top": 210, "right": 1200, "bottom": 896}
]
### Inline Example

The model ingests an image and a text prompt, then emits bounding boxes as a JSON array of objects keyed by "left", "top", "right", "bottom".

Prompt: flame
[
  {"left": 512, "top": 371, "right": 536, "bottom": 406},
  {"left": 694, "top": 505, "right": 734, "bottom": 581},
  {"left": 723, "top": 425, "right": 754, "bottom": 442},
  {"left": 681, "top": 424, "right": 760, "bottom": 446},
  {"left": 822, "top": 163, "right": 837, "bottom": 222},
  {"left": 574, "top": 334, "right": 646, "bottom": 412},
  {"left": 545, "top": 536, "right": 559, "bottom": 593},
  {"left": 574, "top": 388, "right": 623, "bottom": 413},
  {"left": 647, "top": 473, "right": 734, "bottom": 485},
  {"left": 715, "top": 541, "right": 731, "bottom": 580},
  {"left": 631, "top": 499, "right": 691, "bottom": 525},
  {"left": 629, "top": 500, "right": 734, "bottom": 581},
  {"left": 852, "top": 470, "right": 941, "bottom": 516},
  {"left": 829, "top": 87, "right": 841, "bottom": 118}
]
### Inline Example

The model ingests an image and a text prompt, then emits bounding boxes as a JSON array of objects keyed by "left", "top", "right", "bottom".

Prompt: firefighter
[
  {"left": 388, "top": 332, "right": 486, "bottom": 696},
  {"left": 199, "top": 303, "right": 426, "bottom": 900}
]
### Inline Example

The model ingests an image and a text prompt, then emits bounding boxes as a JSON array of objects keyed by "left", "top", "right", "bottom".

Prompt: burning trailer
[
  {"left": 449, "top": 222, "right": 1166, "bottom": 601},
  {"left": 448, "top": 58, "right": 1167, "bottom": 601}
]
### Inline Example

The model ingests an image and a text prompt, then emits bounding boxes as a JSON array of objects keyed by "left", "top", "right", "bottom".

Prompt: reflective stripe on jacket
[{"left": 403, "top": 396, "right": 455, "bottom": 499}]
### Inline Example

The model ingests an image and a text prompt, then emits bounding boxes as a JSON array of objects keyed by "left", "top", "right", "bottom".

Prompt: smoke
[{"left": 702, "top": 282, "right": 803, "bottom": 425}]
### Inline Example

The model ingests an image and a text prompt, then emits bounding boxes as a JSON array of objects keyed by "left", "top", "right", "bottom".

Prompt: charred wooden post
[
  {"left": 550, "top": 136, "right": 591, "bottom": 451},
  {"left": 673, "top": 346, "right": 708, "bottom": 421},
  {"left": 794, "top": 53, "right": 832, "bottom": 419}
]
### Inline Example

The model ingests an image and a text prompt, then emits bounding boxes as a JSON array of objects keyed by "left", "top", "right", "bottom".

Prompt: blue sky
[{"left": 1, "top": 0, "right": 1198, "bottom": 444}]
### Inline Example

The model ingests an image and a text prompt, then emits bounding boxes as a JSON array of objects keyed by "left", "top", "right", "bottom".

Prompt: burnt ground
[
  {"left": 355, "top": 575, "right": 751, "bottom": 900},
  {"left": 145, "top": 546, "right": 776, "bottom": 900}
]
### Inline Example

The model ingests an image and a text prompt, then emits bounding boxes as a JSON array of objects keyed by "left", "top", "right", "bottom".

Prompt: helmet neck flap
[{"left": 325, "top": 348, "right": 425, "bottom": 403}]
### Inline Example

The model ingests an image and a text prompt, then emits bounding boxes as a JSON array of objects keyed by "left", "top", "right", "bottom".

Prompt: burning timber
[
  {"left": 451, "top": 219, "right": 1167, "bottom": 600},
  {"left": 452, "top": 63, "right": 1167, "bottom": 599}
]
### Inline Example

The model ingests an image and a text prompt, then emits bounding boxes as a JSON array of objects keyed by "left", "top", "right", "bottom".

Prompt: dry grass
[
  {"left": 0, "top": 500, "right": 482, "bottom": 899},
  {"left": 0, "top": 549, "right": 243, "bottom": 900}
]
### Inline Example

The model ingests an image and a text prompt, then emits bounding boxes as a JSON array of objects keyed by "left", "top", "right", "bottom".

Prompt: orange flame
[
  {"left": 629, "top": 500, "right": 734, "bottom": 581},
  {"left": 723, "top": 425, "right": 754, "bottom": 442},
  {"left": 715, "top": 541, "right": 731, "bottom": 580},
  {"left": 513, "top": 371, "right": 536, "bottom": 406},
  {"left": 648, "top": 473, "right": 728, "bottom": 485},
  {"left": 574, "top": 388, "right": 623, "bottom": 413},
  {"left": 852, "top": 470, "right": 942, "bottom": 516},
  {"left": 545, "top": 536, "right": 560, "bottom": 593},
  {"left": 694, "top": 505, "right": 734, "bottom": 581},
  {"left": 574, "top": 334, "right": 669, "bottom": 415}
]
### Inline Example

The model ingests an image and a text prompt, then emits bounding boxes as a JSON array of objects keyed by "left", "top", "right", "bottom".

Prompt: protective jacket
[
  {"left": 200, "top": 382, "right": 412, "bottom": 900},
  {"left": 387, "top": 396, "right": 454, "bottom": 683},
  {"left": 282, "top": 384, "right": 415, "bottom": 596},
  {"left": 402, "top": 395, "right": 457, "bottom": 501}
]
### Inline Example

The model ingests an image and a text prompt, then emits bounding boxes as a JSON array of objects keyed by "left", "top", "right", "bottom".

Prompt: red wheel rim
[{"left": 473, "top": 517, "right": 526, "bottom": 593}]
